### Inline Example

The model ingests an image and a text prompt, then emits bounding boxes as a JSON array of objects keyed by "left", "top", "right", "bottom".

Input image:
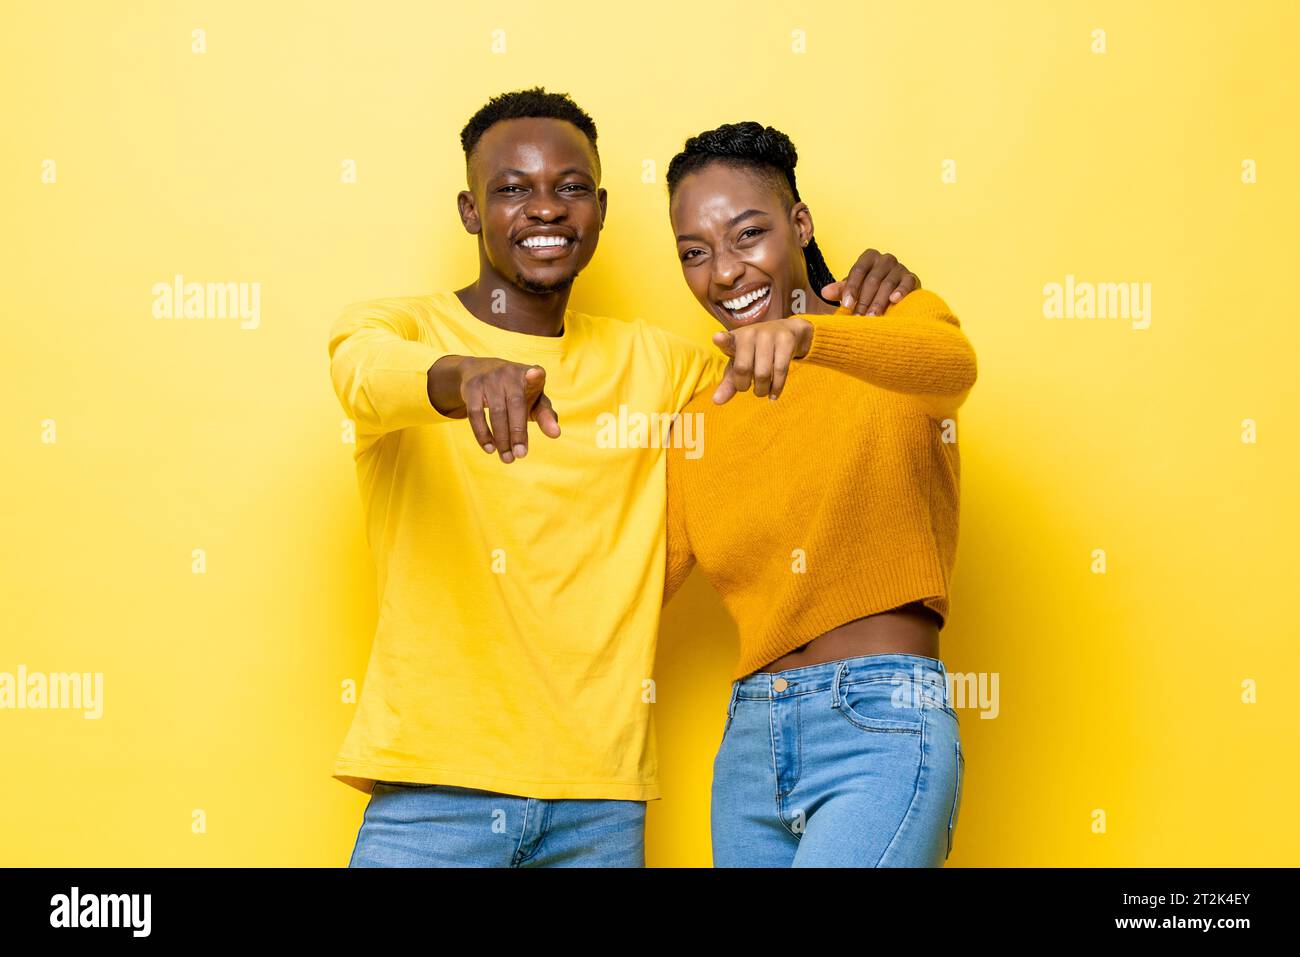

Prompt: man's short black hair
[{"left": 460, "top": 87, "right": 599, "bottom": 164}]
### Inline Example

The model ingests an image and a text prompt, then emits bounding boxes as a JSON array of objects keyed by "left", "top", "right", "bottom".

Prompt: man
[{"left": 328, "top": 88, "right": 914, "bottom": 866}]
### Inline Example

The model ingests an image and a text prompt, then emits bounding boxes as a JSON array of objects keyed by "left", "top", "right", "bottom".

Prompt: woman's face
[{"left": 670, "top": 162, "right": 812, "bottom": 330}]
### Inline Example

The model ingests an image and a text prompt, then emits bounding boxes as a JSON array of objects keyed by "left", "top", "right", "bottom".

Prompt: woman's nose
[{"left": 712, "top": 252, "right": 743, "bottom": 286}]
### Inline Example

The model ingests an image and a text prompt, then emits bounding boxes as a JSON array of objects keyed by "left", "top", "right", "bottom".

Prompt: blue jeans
[
  {"left": 711, "top": 653, "right": 965, "bottom": 867},
  {"left": 348, "top": 782, "right": 646, "bottom": 867}
]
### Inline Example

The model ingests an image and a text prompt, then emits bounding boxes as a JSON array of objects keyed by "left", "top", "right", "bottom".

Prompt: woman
[{"left": 663, "top": 122, "right": 977, "bottom": 867}]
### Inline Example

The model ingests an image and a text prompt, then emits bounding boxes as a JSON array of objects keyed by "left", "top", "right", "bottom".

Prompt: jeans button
[{"left": 772, "top": 677, "right": 789, "bottom": 692}]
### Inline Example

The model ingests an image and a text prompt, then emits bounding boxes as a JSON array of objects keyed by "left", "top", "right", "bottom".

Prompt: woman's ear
[{"left": 791, "top": 201, "right": 814, "bottom": 249}]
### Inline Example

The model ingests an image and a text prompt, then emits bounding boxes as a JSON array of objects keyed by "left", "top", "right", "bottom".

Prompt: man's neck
[{"left": 454, "top": 272, "right": 570, "bottom": 338}]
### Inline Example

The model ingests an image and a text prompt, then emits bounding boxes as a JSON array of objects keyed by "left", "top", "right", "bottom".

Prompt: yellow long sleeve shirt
[
  {"left": 328, "top": 291, "right": 727, "bottom": 799},
  {"left": 664, "top": 290, "right": 978, "bottom": 680}
]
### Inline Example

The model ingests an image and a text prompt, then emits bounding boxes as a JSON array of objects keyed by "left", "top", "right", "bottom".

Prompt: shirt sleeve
[
  {"left": 638, "top": 319, "right": 730, "bottom": 414},
  {"left": 663, "top": 442, "right": 696, "bottom": 606},
  {"left": 328, "top": 298, "right": 453, "bottom": 439},
  {"left": 798, "top": 289, "right": 978, "bottom": 419}
]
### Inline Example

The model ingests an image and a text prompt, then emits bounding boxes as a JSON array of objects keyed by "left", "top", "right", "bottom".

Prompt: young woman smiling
[{"left": 663, "top": 122, "right": 978, "bottom": 867}]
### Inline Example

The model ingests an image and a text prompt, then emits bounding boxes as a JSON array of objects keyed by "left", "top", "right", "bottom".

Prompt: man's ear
[
  {"left": 457, "top": 190, "right": 481, "bottom": 235},
  {"left": 791, "top": 201, "right": 814, "bottom": 248},
  {"left": 597, "top": 187, "right": 609, "bottom": 229}
]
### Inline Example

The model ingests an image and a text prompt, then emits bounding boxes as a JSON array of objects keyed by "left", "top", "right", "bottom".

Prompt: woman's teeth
[
  {"left": 722, "top": 286, "right": 771, "bottom": 320},
  {"left": 722, "top": 286, "right": 769, "bottom": 309},
  {"left": 520, "top": 236, "right": 571, "bottom": 248}
]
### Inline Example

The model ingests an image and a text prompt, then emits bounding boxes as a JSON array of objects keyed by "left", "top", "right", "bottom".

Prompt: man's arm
[
  {"left": 638, "top": 319, "right": 730, "bottom": 416},
  {"left": 328, "top": 299, "right": 451, "bottom": 438},
  {"left": 662, "top": 442, "right": 696, "bottom": 606},
  {"left": 328, "top": 300, "right": 559, "bottom": 463},
  {"left": 821, "top": 248, "right": 921, "bottom": 316}
]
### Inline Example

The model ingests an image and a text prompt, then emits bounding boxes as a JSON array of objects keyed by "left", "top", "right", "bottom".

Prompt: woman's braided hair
[{"left": 666, "top": 121, "right": 837, "bottom": 302}]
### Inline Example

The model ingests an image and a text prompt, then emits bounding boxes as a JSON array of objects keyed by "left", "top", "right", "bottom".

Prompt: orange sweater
[{"left": 664, "top": 289, "right": 977, "bottom": 680}]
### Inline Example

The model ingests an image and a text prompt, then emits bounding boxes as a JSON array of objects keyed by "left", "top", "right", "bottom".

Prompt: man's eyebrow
[
  {"left": 491, "top": 167, "right": 595, "bottom": 179},
  {"left": 675, "top": 209, "right": 766, "bottom": 243}
]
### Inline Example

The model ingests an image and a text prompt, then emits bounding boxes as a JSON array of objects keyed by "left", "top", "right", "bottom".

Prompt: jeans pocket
[
  {"left": 835, "top": 678, "right": 924, "bottom": 734},
  {"left": 946, "top": 741, "right": 964, "bottom": 860},
  {"left": 721, "top": 683, "right": 740, "bottom": 740}
]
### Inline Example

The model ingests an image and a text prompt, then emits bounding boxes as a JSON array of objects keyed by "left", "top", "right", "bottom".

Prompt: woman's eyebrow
[
  {"left": 676, "top": 208, "right": 767, "bottom": 243},
  {"left": 726, "top": 208, "right": 767, "bottom": 229}
]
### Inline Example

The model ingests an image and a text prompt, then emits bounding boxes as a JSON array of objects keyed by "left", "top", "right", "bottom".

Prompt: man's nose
[{"left": 523, "top": 191, "right": 566, "bottom": 221}]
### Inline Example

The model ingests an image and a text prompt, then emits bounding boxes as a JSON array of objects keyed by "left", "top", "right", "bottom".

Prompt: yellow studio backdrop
[{"left": 2, "top": 0, "right": 1297, "bottom": 866}]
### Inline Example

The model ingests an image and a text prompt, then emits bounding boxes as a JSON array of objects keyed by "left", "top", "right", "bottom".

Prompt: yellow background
[{"left": 3, "top": 0, "right": 1297, "bottom": 866}]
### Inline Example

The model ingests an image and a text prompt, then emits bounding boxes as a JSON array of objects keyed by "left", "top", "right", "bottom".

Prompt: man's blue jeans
[
  {"left": 711, "top": 653, "right": 965, "bottom": 867},
  {"left": 347, "top": 782, "right": 646, "bottom": 867}
]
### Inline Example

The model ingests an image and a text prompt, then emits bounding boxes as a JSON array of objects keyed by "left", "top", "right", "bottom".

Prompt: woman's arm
[{"left": 799, "top": 289, "right": 978, "bottom": 418}]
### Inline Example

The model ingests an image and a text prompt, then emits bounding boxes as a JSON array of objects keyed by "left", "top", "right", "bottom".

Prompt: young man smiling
[{"left": 328, "top": 88, "right": 915, "bottom": 867}]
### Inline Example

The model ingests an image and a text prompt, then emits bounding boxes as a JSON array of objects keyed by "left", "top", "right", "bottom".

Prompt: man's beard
[{"left": 514, "top": 271, "right": 577, "bottom": 295}]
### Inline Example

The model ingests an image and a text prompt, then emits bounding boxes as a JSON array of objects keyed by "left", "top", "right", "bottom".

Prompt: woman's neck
[{"left": 800, "top": 284, "right": 841, "bottom": 316}]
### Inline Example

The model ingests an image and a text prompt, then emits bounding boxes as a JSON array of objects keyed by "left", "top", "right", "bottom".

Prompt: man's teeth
[
  {"left": 520, "top": 235, "right": 571, "bottom": 248},
  {"left": 722, "top": 286, "right": 771, "bottom": 310}
]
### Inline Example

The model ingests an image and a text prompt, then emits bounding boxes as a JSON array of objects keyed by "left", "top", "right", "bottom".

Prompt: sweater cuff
[{"left": 800, "top": 312, "right": 872, "bottom": 371}]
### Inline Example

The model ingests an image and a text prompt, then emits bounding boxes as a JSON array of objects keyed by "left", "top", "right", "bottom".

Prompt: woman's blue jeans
[{"left": 711, "top": 653, "right": 965, "bottom": 867}]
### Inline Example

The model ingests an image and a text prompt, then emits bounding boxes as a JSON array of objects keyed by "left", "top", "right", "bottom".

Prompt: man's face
[{"left": 460, "top": 117, "right": 607, "bottom": 295}]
